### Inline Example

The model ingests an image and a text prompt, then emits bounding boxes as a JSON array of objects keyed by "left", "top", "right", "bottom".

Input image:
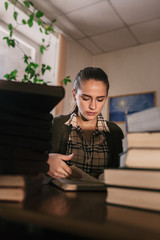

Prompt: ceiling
[{"left": 31, "top": 0, "right": 160, "bottom": 55}]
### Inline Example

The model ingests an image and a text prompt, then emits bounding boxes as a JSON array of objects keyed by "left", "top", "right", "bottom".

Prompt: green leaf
[
  {"left": 9, "top": 31, "right": 13, "bottom": 38},
  {"left": 40, "top": 45, "right": 45, "bottom": 54},
  {"left": 28, "top": 13, "right": 34, "bottom": 27},
  {"left": 23, "top": 54, "right": 31, "bottom": 64},
  {"left": 63, "top": 76, "right": 71, "bottom": 85},
  {"left": 10, "top": 39, "right": 16, "bottom": 47},
  {"left": 45, "top": 29, "right": 49, "bottom": 35},
  {"left": 37, "top": 19, "right": 41, "bottom": 26},
  {"left": 29, "top": 1, "right": 34, "bottom": 6},
  {"left": 36, "top": 11, "right": 43, "bottom": 18},
  {"left": 52, "top": 19, "right": 56, "bottom": 23},
  {"left": 3, "top": 37, "right": 9, "bottom": 46},
  {"left": 4, "top": 69, "right": 18, "bottom": 81},
  {"left": 39, "top": 27, "right": 43, "bottom": 33},
  {"left": 7, "top": 38, "right": 11, "bottom": 46},
  {"left": 28, "top": 18, "right": 33, "bottom": 27},
  {"left": 22, "top": 74, "right": 28, "bottom": 82},
  {"left": 3, "top": 73, "right": 9, "bottom": 79},
  {"left": 41, "top": 65, "right": 46, "bottom": 75},
  {"left": 46, "top": 66, "right": 51, "bottom": 70},
  {"left": 24, "top": 61, "right": 40, "bottom": 80},
  {"left": 28, "top": 15, "right": 34, "bottom": 24},
  {"left": 33, "top": 63, "right": 39, "bottom": 69},
  {"left": 23, "top": 1, "right": 30, "bottom": 8},
  {"left": 50, "top": 27, "right": 55, "bottom": 33},
  {"left": 8, "top": 24, "right": 13, "bottom": 37},
  {"left": 44, "top": 25, "right": 55, "bottom": 35},
  {"left": 34, "top": 77, "right": 43, "bottom": 83},
  {"left": 22, "top": 19, "right": 26, "bottom": 24},
  {"left": 3, "top": 37, "right": 15, "bottom": 47},
  {"left": 13, "top": 11, "right": 18, "bottom": 21},
  {"left": 8, "top": 23, "right": 12, "bottom": 31},
  {"left": 41, "top": 64, "right": 51, "bottom": 75},
  {"left": 11, "top": 69, "right": 18, "bottom": 78},
  {"left": 4, "top": 2, "right": 8, "bottom": 10}
]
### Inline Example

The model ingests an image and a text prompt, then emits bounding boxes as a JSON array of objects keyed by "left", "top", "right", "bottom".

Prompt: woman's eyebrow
[
  {"left": 81, "top": 94, "right": 106, "bottom": 98},
  {"left": 81, "top": 94, "right": 90, "bottom": 97},
  {"left": 97, "top": 96, "right": 106, "bottom": 98}
]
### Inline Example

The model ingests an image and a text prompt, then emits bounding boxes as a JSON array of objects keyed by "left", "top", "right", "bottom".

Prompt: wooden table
[{"left": 0, "top": 184, "right": 160, "bottom": 239}]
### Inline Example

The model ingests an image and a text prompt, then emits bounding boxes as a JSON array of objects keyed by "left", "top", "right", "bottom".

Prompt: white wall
[
  {"left": 92, "top": 41, "right": 160, "bottom": 133},
  {"left": 62, "top": 40, "right": 160, "bottom": 134},
  {"left": 62, "top": 39, "right": 92, "bottom": 114}
]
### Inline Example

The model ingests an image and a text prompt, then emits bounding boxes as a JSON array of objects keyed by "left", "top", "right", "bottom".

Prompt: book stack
[
  {"left": 0, "top": 107, "right": 53, "bottom": 174},
  {"left": 0, "top": 79, "right": 64, "bottom": 201},
  {"left": 120, "top": 106, "right": 160, "bottom": 169},
  {"left": 0, "top": 173, "right": 44, "bottom": 202},
  {"left": 104, "top": 106, "right": 160, "bottom": 211}
]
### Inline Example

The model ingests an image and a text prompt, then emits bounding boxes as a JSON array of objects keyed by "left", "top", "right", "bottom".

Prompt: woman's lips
[{"left": 86, "top": 112, "right": 96, "bottom": 116}]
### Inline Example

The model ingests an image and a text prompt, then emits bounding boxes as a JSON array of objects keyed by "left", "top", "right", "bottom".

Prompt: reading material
[
  {"left": 52, "top": 165, "right": 105, "bottom": 191},
  {"left": 0, "top": 174, "right": 43, "bottom": 202},
  {"left": 124, "top": 148, "right": 160, "bottom": 169},
  {"left": 122, "top": 132, "right": 160, "bottom": 152},
  {"left": 104, "top": 168, "right": 160, "bottom": 190},
  {"left": 126, "top": 107, "right": 160, "bottom": 132},
  {"left": 106, "top": 187, "right": 160, "bottom": 212}
]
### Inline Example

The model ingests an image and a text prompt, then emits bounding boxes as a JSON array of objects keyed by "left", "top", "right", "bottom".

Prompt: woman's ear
[{"left": 72, "top": 89, "right": 76, "bottom": 101}]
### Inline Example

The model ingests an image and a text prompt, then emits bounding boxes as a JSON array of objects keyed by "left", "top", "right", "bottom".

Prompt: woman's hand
[{"left": 47, "top": 153, "right": 74, "bottom": 178}]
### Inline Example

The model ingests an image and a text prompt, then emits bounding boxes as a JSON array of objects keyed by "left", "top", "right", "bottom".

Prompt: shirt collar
[
  {"left": 65, "top": 113, "right": 110, "bottom": 133},
  {"left": 65, "top": 112, "right": 78, "bottom": 128}
]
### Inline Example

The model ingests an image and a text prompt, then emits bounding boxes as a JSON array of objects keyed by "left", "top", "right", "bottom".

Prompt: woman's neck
[{"left": 77, "top": 114, "right": 97, "bottom": 129}]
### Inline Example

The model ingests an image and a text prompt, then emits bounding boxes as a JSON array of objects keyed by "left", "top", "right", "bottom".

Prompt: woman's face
[{"left": 72, "top": 79, "right": 107, "bottom": 121}]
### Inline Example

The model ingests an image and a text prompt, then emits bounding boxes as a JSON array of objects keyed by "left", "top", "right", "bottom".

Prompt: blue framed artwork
[{"left": 108, "top": 91, "right": 156, "bottom": 122}]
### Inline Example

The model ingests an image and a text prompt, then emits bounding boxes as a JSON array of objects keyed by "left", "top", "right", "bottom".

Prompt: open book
[{"left": 52, "top": 165, "right": 105, "bottom": 191}]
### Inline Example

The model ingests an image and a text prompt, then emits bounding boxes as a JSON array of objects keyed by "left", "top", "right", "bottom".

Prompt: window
[{"left": 0, "top": 0, "right": 59, "bottom": 85}]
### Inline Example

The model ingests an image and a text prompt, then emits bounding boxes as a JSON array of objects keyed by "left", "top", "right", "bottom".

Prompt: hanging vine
[{"left": 3, "top": 0, "right": 71, "bottom": 85}]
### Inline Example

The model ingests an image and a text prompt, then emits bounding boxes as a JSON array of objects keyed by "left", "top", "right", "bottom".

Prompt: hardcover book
[
  {"left": 126, "top": 107, "right": 160, "bottom": 132},
  {"left": 106, "top": 187, "right": 160, "bottom": 212},
  {"left": 104, "top": 168, "right": 160, "bottom": 190},
  {"left": 122, "top": 132, "right": 160, "bottom": 152},
  {"left": 0, "top": 174, "right": 43, "bottom": 202},
  {"left": 124, "top": 148, "right": 160, "bottom": 169},
  {"left": 52, "top": 165, "right": 106, "bottom": 191}
]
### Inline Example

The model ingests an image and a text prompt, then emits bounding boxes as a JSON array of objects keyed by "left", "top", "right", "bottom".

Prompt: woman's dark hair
[{"left": 73, "top": 67, "right": 109, "bottom": 94}]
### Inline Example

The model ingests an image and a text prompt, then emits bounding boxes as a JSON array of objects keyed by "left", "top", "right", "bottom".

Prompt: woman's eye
[
  {"left": 97, "top": 98, "right": 104, "bottom": 102},
  {"left": 82, "top": 97, "right": 90, "bottom": 101}
]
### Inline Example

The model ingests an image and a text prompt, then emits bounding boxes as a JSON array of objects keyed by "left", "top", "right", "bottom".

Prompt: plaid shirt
[{"left": 65, "top": 113, "right": 110, "bottom": 178}]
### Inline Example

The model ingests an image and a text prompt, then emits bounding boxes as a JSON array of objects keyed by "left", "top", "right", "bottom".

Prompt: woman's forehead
[
  {"left": 77, "top": 79, "right": 107, "bottom": 96},
  {"left": 80, "top": 79, "right": 106, "bottom": 90}
]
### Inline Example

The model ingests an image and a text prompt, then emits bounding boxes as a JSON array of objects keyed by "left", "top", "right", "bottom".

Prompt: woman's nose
[{"left": 89, "top": 100, "right": 96, "bottom": 110}]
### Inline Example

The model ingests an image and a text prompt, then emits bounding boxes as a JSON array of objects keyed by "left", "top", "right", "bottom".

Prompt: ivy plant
[{"left": 3, "top": 0, "right": 71, "bottom": 85}]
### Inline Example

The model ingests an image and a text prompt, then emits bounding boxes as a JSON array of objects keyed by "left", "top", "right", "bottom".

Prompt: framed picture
[{"left": 108, "top": 91, "right": 156, "bottom": 122}]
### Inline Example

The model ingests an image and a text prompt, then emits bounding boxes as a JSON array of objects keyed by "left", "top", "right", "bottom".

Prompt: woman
[{"left": 47, "top": 67, "right": 124, "bottom": 179}]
